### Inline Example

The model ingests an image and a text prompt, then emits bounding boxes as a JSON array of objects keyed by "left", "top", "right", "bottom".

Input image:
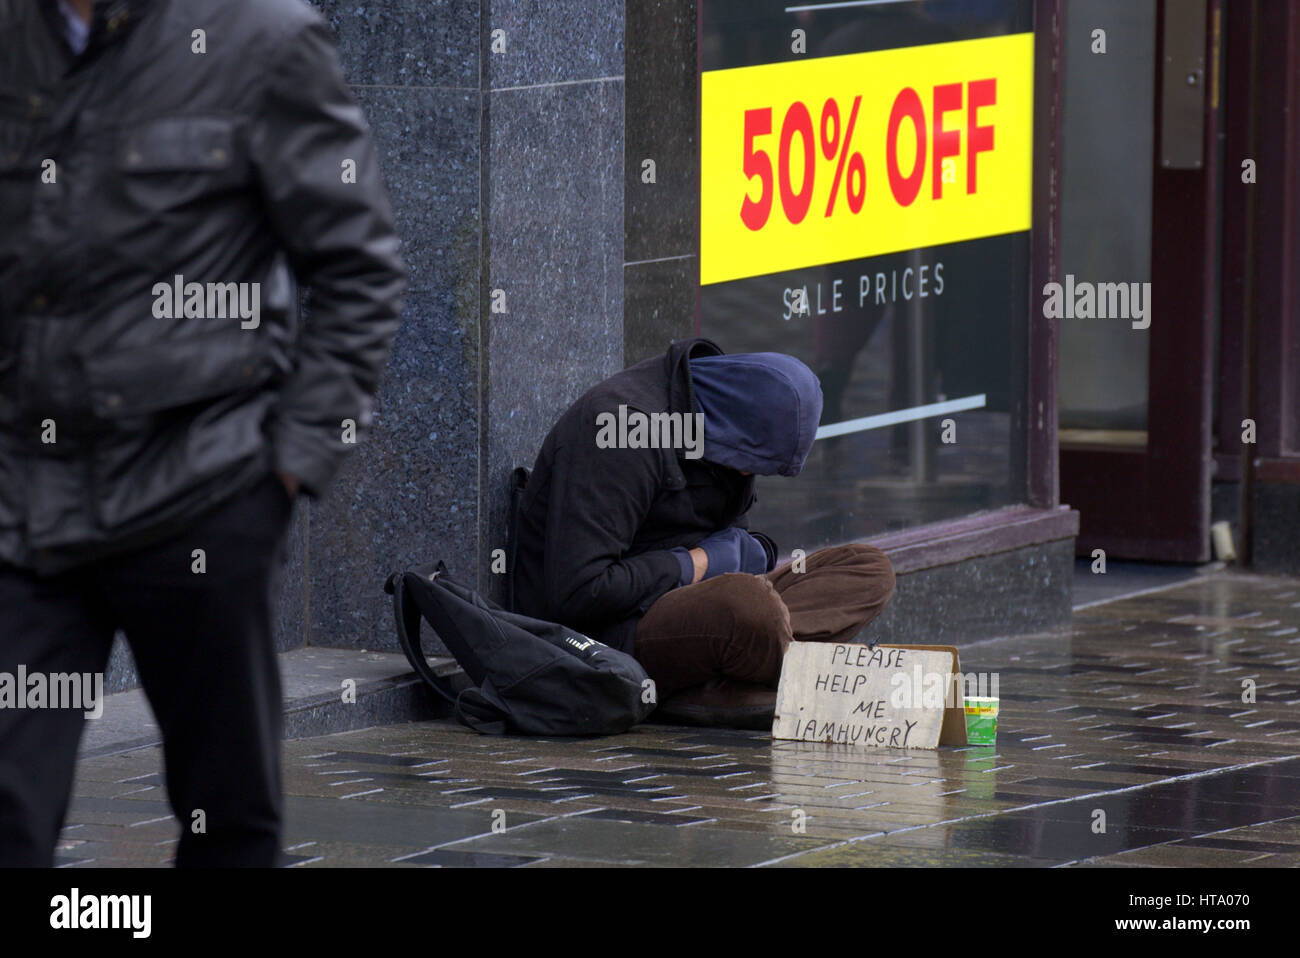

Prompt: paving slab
[
  {"left": 56, "top": 571, "right": 1300, "bottom": 867},
  {"left": 78, "top": 646, "right": 452, "bottom": 758}
]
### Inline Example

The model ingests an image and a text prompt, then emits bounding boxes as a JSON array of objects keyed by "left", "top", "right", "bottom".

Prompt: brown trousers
[{"left": 633, "top": 543, "right": 896, "bottom": 699}]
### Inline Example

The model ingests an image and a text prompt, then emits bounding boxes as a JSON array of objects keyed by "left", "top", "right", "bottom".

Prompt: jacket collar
[{"left": 39, "top": 0, "right": 152, "bottom": 60}]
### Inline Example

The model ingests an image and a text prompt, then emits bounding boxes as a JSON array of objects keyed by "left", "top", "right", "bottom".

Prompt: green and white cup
[{"left": 964, "top": 696, "right": 999, "bottom": 745}]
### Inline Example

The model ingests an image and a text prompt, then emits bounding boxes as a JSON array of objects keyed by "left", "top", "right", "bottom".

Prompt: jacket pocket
[
  {"left": 84, "top": 327, "right": 275, "bottom": 420},
  {"left": 119, "top": 115, "right": 235, "bottom": 172},
  {"left": 114, "top": 115, "right": 239, "bottom": 213}
]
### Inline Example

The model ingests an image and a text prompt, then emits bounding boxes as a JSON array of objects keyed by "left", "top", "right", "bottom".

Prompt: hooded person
[
  {"left": 511, "top": 338, "right": 895, "bottom": 728},
  {"left": 690, "top": 351, "right": 824, "bottom": 476},
  {"left": 662, "top": 351, "right": 823, "bottom": 590}
]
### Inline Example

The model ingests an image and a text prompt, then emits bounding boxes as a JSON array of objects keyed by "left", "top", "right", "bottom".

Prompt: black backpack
[{"left": 385, "top": 562, "right": 655, "bottom": 736}]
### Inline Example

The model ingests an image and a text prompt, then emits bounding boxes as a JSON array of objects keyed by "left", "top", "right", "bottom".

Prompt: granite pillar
[
  {"left": 482, "top": 0, "right": 627, "bottom": 604},
  {"left": 290, "top": 0, "right": 627, "bottom": 652}
]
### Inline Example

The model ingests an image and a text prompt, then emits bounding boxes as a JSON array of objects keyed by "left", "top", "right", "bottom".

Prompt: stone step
[{"left": 79, "top": 647, "right": 466, "bottom": 759}]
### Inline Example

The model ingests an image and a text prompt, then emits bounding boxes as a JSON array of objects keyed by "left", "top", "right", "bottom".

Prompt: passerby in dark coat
[
  {"left": 513, "top": 339, "right": 896, "bottom": 725},
  {"left": 0, "top": 0, "right": 406, "bottom": 866}
]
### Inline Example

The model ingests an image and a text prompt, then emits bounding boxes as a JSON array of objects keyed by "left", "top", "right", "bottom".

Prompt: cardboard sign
[{"left": 772, "top": 643, "right": 968, "bottom": 750}]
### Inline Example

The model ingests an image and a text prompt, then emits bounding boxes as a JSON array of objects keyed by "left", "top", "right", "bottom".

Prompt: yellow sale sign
[{"left": 701, "top": 33, "right": 1034, "bottom": 285}]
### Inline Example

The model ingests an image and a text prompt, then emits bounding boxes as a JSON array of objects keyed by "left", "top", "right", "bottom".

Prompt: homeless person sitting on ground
[{"left": 512, "top": 337, "right": 896, "bottom": 727}]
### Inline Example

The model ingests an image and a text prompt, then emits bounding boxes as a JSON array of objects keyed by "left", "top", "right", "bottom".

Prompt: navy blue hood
[{"left": 688, "top": 353, "right": 823, "bottom": 477}]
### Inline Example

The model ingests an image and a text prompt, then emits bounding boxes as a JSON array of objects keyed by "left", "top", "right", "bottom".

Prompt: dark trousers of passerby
[
  {"left": 0, "top": 473, "right": 293, "bottom": 867},
  {"left": 633, "top": 543, "right": 896, "bottom": 699}
]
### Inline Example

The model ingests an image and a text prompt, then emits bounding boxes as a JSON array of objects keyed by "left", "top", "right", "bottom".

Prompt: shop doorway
[{"left": 1058, "top": 0, "right": 1220, "bottom": 562}]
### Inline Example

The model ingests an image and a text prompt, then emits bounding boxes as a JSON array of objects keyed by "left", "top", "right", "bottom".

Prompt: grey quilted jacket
[{"left": 0, "top": 0, "right": 407, "bottom": 573}]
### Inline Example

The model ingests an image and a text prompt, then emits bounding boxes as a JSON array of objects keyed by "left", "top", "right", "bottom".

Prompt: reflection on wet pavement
[{"left": 58, "top": 573, "right": 1300, "bottom": 867}]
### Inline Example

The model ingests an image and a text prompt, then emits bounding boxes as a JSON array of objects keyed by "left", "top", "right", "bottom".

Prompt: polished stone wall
[
  {"left": 280, "top": 0, "right": 628, "bottom": 652},
  {"left": 1252, "top": 483, "right": 1300, "bottom": 575},
  {"left": 625, "top": 0, "right": 698, "bottom": 367},
  {"left": 866, "top": 539, "right": 1076, "bottom": 646},
  {"left": 483, "top": 2, "right": 627, "bottom": 605},
  {"left": 284, "top": 0, "right": 483, "bottom": 653}
]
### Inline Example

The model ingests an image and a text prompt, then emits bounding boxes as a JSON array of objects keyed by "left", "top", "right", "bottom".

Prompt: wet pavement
[{"left": 57, "top": 572, "right": 1300, "bottom": 867}]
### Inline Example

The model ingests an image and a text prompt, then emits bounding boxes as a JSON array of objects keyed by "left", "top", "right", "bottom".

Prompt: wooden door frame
[{"left": 1059, "top": 0, "right": 1221, "bottom": 562}]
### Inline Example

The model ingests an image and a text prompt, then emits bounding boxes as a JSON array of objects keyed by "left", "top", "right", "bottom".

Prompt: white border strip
[
  {"left": 815, "top": 394, "right": 986, "bottom": 440},
  {"left": 786, "top": 0, "right": 918, "bottom": 12}
]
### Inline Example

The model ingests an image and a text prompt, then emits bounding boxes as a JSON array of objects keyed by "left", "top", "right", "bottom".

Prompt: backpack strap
[
  {"left": 505, "top": 466, "right": 531, "bottom": 613},
  {"left": 386, "top": 570, "right": 459, "bottom": 708},
  {"left": 386, "top": 567, "right": 511, "bottom": 732}
]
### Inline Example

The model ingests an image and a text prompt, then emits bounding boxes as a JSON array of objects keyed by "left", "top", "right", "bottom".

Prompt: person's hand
[
  {"left": 697, "top": 527, "right": 769, "bottom": 580},
  {"left": 276, "top": 470, "right": 300, "bottom": 499},
  {"left": 687, "top": 547, "right": 708, "bottom": 584}
]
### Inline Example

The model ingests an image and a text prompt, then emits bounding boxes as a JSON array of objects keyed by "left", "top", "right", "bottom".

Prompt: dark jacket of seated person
[{"left": 512, "top": 337, "right": 822, "bottom": 655}]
